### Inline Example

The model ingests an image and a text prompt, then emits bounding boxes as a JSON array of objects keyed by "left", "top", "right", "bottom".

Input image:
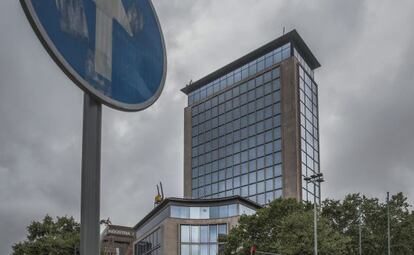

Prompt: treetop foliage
[{"left": 224, "top": 193, "right": 414, "bottom": 255}]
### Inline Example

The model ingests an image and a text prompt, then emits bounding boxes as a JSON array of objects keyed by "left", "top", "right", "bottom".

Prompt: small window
[
  {"left": 181, "top": 244, "right": 190, "bottom": 255},
  {"left": 219, "top": 205, "right": 228, "bottom": 218},
  {"left": 209, "top": 225, "right": 217, "bottom": 242},
  {"left": 229, "top": 204, "right": 238, "bottom": 217},
  {"left": 181, "top": 225, "right": 190, "bottom": 242}
]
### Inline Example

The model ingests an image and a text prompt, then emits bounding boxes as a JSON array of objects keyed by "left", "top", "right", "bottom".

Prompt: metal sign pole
[{"left": 80, "top": 92, "right": 102, "bottom": 255}]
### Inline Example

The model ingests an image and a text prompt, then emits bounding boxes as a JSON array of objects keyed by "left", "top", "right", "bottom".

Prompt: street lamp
[{"left": 304, "top": 173, "right": 324, "bottom": 255}]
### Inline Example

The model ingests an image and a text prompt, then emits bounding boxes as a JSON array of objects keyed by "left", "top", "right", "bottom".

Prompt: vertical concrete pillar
[{"left": 280, "top": 57, "right": 302, "bottom": 201}]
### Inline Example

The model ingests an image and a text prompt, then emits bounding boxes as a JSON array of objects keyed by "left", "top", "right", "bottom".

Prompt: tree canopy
[
  {"left": 224, "top": 193, "right": 414, "bottom": 255},
  {"left": 12, "top": 215, "right": 80, "bottom": 255},
  {"left": 223, "top": 198, "right": 350, "bottom": 255}
]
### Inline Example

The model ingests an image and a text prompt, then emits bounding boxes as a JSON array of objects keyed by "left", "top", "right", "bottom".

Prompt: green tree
[
  {"left": 12, "top": 215, "right": 80, "bottom": 255},
  {"left": 224, "top": 198, "right": 350, "bottom": 255},
  {"left": 322, "top": 192, "right": 414, "bottom": 255}
]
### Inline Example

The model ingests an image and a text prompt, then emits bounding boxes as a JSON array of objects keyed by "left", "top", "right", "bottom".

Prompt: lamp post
[
  {"left": 304, "top": 173, "right": 324, "bottom": 255},
  {"left": 359, "top": 206, "right": 362, "bottom": 255},
  {"left": 387, "top": 192, "right": 391, "bottom": 255}
]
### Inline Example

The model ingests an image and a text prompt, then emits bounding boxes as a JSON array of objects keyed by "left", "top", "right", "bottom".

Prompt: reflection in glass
[
  {"left": 219, "top": 206, "right": 228, "bottom": 218},
  {"left": 191, "top": 226, "right": 200, "bottom": 243},
  {"left": 218, "top": 224, "right": 227, "bottom": 237},
  {"left": 228, "top": 204, "right": 238, "bottom": 217},
  {"left": 209, "top": 225, "right": 217, "bottom": 242},
  {"left": 201, "top": 226, "right": 209, "bottom": 243},
  {"left": 192, "top": 244, "right": 200, "bottom": 255},
  {"left": 201, "top": 244, "right": 208, "bottom": 255},
  {"left": 190, "top": 207, "right": 201, "bottom": 219},
  {"left": 209, "top": 245, "right": 217, "bottom": 255},
  {"left": 200, "top": 207, "right": 209, "bottom": 219},
  {"left": 181, "top": 225, "right": 190, "bottom": 243},
  {"left": 181, "top": 244, "right": 190, "bottom": 255}
]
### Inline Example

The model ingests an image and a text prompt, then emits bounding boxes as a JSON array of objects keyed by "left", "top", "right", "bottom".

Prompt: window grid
[
  {"left": 298, "top": 63, "right": 320, "bottom": 203},
  {"left": 190, "top": 66, "right": 283, "bottom": 205},
  {"left": 188, "top": 43, "right": 291, "bottom": 105},
  {"left": 135, "top": 228, "right": 161, "bottom": 255},
  {"left": 180, "top": 224, "right": 227, "bottom": 255}
]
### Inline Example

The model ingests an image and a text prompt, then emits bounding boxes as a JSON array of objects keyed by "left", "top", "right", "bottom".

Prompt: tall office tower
[{"left": 181, "top": 30, "right": 321, "bottom": 205}]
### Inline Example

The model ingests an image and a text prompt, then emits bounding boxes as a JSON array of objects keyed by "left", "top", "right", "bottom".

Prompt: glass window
[
  {"left": 275, "top": 177, "right": 282, "bottom": 189},
  {"left": 200, "top": 207, "right": 209, "bottom": 219},
  {"left": 257, "top": 169, "right": 265, "bottom": 181},
  {"left": 192, "top": 245, "right": 200, "bottom": 255},
  {"left": 257, "top": 181, "right": 265, "bottom": 193},
  {"left": 181, "top": 225, "right": 190, "bottom": 242},
  {"left": 209, "top": 245, "right": 217, "bottom": 255},
  {"left": 241, "top": 186, "right": 249, "bottom": 197},
  {"left": 229, "top": 204, "right": 238, "bottom": 216},
  {"left": 209, "top": 225, "right": 217, "bottom": 242},
  {"left": 275, "top": 164, "right": 282, "bottom": 176},
  {"left": 201, "top": 245, "right": 208, "bottom": 255},
  {"left": 249, "top": 184, "right": 257, "bottom": 195},
  {"left": 200, "top": 226, "right": 209, "bottom": 242},
  {"left": 192, "top": 226, "right": 200, "bottom": 242},
  {"left": 234, "top": 176, "right": 241, "bottom": 188},
  {"left": 241, "top": 174, "right": 248, "bottom": 186},
  {"left": 210, "top": 206, "right": 219, "bottom": 219},
  {"left": 266, "top": 192, "right": 274, "bottom": 204},
  {"left": 181, "top": 244, "right": 190, "bottom": 255},
  {"left": 226, "top": 179, "right": 233, "bottom": 190},
  {"left": 274, "top": 139, "right": 281, "bottom": 152},
  {"left": 219, "top": 205, "right": 228, "bottom": 218},
  {"left": 249, "top": 172, "right": 256, "bottom": 183},
  {"left": 218, "top": 224, "right": 227, "bottom": 236},
  {"left": 190, "top": 207, "right": 201, "bottom": 219},
  {"left": 266, "top": 179, "right": 273, "bottom": 191},
  {"left": 258, "top": 194, "right": 265, "bottom": 205}
]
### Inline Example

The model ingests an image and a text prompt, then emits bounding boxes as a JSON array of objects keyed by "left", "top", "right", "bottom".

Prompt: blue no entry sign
[{"left": 21, "top": 0, "right": 167, "bottom": 111}]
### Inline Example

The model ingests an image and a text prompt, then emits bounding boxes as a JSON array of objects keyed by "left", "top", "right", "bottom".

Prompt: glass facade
[
  {"left": 171, "top": 203, "right": 256, "bottom": 219},
  {"left": 294, "top": 48, "right": 314, "bottom": 79},
  {"left": 135, "top": 228, "right": 162, "bottom": 255},
  {"left": 136, "top": 203, "right": 257, "bottom": 238},
  {"left": 188, "top": 43, "right": 291, "bottom": 105},
  {"left": 190, "top": 63, "right": 284, "bottom": 205},
  {"left": 186, "top": 36, "right": 320, "bottom": 205},
  {"left": 180, "top": 224, "right": 227, "bottom": 255},
  {"left": 299, "top": 64, "right": 320, "bottom": 203}
]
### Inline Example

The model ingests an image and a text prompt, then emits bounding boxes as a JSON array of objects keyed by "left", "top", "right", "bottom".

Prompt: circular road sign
[{"left": 20, "top": 0, "right": 167, "bottom": 112}]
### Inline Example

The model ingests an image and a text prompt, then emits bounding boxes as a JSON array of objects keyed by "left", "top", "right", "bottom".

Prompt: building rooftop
[
  {"left": 181, "top": 29, "right": 320, "bottom": 95},
  {"left": 133, "top": 196, "right": 262, "bottom": 230}
]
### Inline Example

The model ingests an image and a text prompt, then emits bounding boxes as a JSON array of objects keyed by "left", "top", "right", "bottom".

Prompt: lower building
[
  {"left": 101, "top": 224, "right": 135, "bottom": 255},
  {"left": 132, "top": 196, "right": 261, "bottom": 255}
]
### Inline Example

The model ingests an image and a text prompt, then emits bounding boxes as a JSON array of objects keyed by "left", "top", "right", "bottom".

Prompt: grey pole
[
  {"left": 80, "top": 93, "right": 102, "bottom": 255},
  {"left": 305, "top": 173, "right": 323, "bottom": 255},
  {"left": 313, "top": 183, "right": 317, "bottom": 255},
  {"left": 359, "top": 206, "right": 362, "bottom": 255},
  {"left": 387, "top": 192, "right": 391, "bottom": 255}
]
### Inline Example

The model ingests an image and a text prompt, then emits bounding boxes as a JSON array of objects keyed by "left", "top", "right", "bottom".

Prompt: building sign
[
  {"left": 21, "top": 0, "right": 167, "bottom": 111},
  {"left": 107, "top": 229, "right": 135, "bottom": 237}
]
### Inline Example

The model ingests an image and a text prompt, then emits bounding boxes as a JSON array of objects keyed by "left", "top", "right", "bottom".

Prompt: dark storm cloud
[{"left": 1, "top": 0, "right": 414, "bottom": 254}]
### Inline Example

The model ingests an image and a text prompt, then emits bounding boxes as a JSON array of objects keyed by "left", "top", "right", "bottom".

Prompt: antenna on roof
[
  {"left": 154, "top": 182, "right": 165, "bottom": 207},
  {"left": 160, "top": 182, "right": 164, "bottom": 200},
  {"left": 155, "top": 184, "right": 162, "bottom": 206},
  {"left": 283, "top": 26, "right": 286, "bottom": 35}
]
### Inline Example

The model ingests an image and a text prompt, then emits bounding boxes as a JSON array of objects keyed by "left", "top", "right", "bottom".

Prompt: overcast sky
[{"left": 1, "top": 0, "right": 414, "bottom": 254}]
